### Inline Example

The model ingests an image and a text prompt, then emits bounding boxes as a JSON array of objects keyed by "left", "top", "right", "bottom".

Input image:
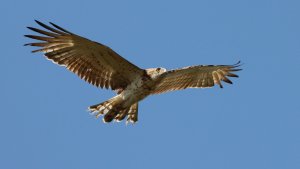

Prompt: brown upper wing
[
  {"left": 151, "top": 62, "right": 242, "bottom": 94},
  {"left": 25, "top": 20, "right": 144, "bottom": 91}
]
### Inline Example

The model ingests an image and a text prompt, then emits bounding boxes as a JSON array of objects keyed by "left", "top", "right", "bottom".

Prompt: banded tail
[{"left": 88, "top": 96, "right": 138, "bottom": 123}]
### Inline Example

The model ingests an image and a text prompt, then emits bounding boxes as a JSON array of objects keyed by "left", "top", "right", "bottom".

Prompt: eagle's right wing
[
  {"left": 25, "top": 20, "right": 144, "bottom": 91},
  {"left": 151, "top": 62, "right": 242, "bottom": 94}
]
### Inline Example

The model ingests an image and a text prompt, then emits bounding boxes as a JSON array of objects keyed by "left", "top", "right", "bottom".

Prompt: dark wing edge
[{"left": 151, "top": 61, "right": 242, "bottom": 94}]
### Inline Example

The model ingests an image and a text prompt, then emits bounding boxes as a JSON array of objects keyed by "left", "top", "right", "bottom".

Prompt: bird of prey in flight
[{"left": 25, "top": 20, "right": 242, "bottom": 124}]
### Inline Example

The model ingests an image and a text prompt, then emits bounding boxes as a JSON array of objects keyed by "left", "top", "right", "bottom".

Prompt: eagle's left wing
[
  {"left": 25, "top": 20, "right": 144, "bottom": 91},
  {"left": 151, "top": 62, "right": 241, "bottom": 94}
]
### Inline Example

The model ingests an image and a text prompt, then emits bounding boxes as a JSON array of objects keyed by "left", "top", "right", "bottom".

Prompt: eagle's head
[{"left": 145, "top": 67, "right": 167, "bottom": 79}]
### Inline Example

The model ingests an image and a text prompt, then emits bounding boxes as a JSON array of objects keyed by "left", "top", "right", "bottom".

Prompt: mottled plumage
[{"left": 25, "top": 20, "right": 242, "bottom": 124}]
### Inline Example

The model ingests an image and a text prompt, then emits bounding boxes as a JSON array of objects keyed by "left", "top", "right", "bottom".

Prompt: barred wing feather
[
  {"left": 25, "top": 20, "right": 144, "bottom": 91},
  {"left": 151, "top": 62, "right": 241, "bottom": 94}
]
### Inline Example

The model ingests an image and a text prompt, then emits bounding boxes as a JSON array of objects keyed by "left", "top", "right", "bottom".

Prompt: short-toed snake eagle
[{"left": 25, "top": 20, "right": 242, "bottom": 124}]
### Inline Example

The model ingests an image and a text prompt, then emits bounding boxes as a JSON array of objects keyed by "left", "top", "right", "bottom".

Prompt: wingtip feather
[
  {"left": 222, "top": 78, "right": 233, "bottom": 84},
  {"left": 231, "top": 68, "right": 242, "bottom": 71},
  {"left": 35, "top": 20, "right": 42, "bottom": 25},
  {"left": 227, "top": 73, "right": 239, "bottom": 78},
  {"left": 49, "top": 22, "right": 73, "bottom": 34}
]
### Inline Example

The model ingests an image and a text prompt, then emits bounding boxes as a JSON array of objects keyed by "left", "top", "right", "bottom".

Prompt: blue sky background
[{"left": 1, "top": 0, "right": 300, "bottom": 169}]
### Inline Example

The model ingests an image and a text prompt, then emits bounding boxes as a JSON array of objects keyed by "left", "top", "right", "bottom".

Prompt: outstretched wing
[
  {"left": 25, "top": 20, "right": 144, "bottom": 91},
  {"left": 151, "top": 62, "right": 242, "bottom": 94}
]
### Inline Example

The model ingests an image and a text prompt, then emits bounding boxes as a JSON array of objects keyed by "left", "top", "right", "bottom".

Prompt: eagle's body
[
  {"left": 88, "top": 68, "right": 166, "bottom": 123},
  {"left": 121, "top": 71, "right": 152, "bottom": 104},
  {"left": 25, "top": 20, "right": 241, "bottom": 124}
]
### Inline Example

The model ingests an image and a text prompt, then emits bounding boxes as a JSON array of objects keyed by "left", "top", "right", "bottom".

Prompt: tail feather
[
  {"left": 88, "top": 96, "right": 121, "bottom": 118},
  {"left": 103, "top": 110, "right": 118, "bottom": 123},
  {"left": 115, "top": 103, "right": 138, "bottom": 123},
  {"left": 115, "top": 108, "right": 130, "bottom": 122},
  {"left": 127, "top": 103, "right": 138, "bottom": 123},
  {"left": 88, "top": 96, "right": 139, "bottom": 124}
]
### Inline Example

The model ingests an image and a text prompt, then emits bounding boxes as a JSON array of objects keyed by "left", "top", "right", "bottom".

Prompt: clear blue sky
[{"left": 1, "top": 0, "right": 300, "bottom": 169}]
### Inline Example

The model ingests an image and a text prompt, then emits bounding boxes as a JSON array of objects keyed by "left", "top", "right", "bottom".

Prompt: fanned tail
[
  {"left": 88, "top": 96, "right": 121, "bottom": 123},
  {"left": 115, "top": 103, "right": 138, "bottom": 124},
  {"left": 88, "top": 96, "right": 139, "bottom": 124}
]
